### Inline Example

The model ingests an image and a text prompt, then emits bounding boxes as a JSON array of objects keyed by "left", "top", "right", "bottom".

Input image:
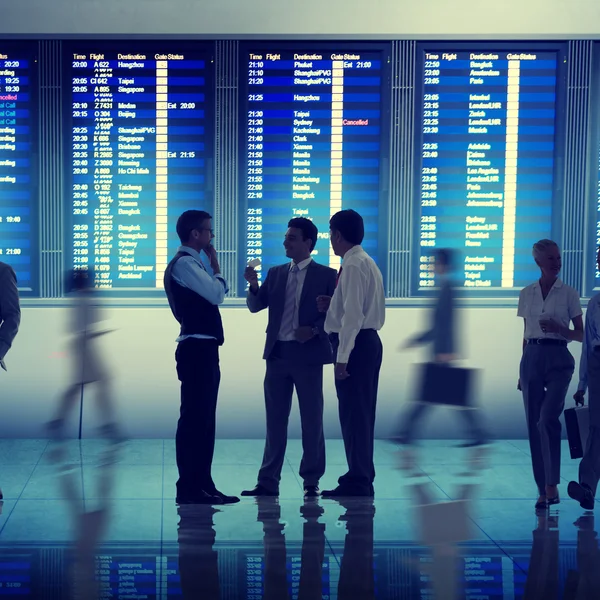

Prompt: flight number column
[
  {"left": 156, "top": 59, "right": 168, "bottom": 288},
  {"left": 329, "top": 59, "right": 344, "bottom": 271},
  {"left": 501, "top": 59, "right": 520, "bottom": 288}
]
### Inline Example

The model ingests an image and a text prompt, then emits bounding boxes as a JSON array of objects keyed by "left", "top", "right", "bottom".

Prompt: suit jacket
[
  {"left": 415, "top": 277, "right": 456, "bottom": 356},
  {"left": 0, "top": 261, "right": 21, "bottom": 359},
  {"left": 247, "top": 260, "right": 337, "bottom": 364}
]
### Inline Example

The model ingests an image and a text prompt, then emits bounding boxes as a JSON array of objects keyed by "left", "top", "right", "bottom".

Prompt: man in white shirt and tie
[{"left": 317, "top": 209, "right": 385, "bottom": 497}]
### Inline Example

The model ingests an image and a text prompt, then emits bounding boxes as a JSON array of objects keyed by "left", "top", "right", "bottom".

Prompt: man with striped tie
[{"left": 242, "top": 217, "right": 337, "bottom": 498}]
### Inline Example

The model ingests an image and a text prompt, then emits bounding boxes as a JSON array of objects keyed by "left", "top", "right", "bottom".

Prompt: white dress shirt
[
  {"left": 171, "top": 245, "right": 228, "bottom": 342},
  {"left": 578, "top": 293, "right": 600, "bottom": 392},
  {"left": 278, "top": 257, "right": 312, "bottom": 341},
  {"left": 324, "top": 245, "right": 385, "bottom": 363},
  {"left": 517, "top": 278, "right": 582, "bottom": 342}
]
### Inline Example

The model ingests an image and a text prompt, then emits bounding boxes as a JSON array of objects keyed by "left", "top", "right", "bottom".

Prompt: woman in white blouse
[{"left": 517, "top": 239, "right": 583, "bottom": 509}]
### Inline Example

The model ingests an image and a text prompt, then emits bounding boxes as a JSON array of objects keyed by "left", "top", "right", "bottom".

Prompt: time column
[
  {"left": 246, "top": 55, "right": 265, "bottom": 282},
  {"left": 70, "top": 56, "right": 95, "bottom": 274},
  {"left": 419, "top": 60, "right": 441, "bottom": 288}
]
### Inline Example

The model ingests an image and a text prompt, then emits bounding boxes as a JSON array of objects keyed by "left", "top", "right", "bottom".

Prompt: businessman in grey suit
[
  {"left": 0, "top": 260, "right": 21, "bottom": 500},
  {"left": 241, "top": 217, "right": 337, "bottom": 498},
  {"left": 397, "top": 248, "right": 487, "bottom": 446}
]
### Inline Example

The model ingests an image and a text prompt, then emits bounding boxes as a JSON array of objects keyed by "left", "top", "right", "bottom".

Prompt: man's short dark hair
[
  {"left": 176, "top": 210, "right": 212, "bottom": 244},
  {"left": 287, "top": 217, "right": 318, "bottom": 252},
  {"left": 434, "top": 248, "right": 454, "bottom": 268},
  {"left": 329, "top": 209, "right": 364, "bottom": 245}
]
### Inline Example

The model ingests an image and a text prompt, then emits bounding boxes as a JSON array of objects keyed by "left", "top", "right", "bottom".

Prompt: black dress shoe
[
  {"left": 241, "top": 485, "right": 279, "bottom": 497},
  {"left": 304, "top": 486, "right": 320, "bottom": 498},
  {"left": 210, "top": 489, "right": 240, "bottom": 504},
  {"left": 456, "top": 440, "right": 488, "bottom": 448},
  {"left": 568, "top": 481, "right": 595, "bottom": 510},
  {"left": 176, "top": 490, "right": 225, "bottom": 505},
  {"left": 322, "top": 486, "right": 373, "bottom": 498}
]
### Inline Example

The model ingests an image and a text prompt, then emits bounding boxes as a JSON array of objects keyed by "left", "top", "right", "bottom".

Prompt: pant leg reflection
[
  {"left": 59, "top": 443, "right": 119, "bottom": 599},
  {"left": 337, "top": 498, "right": 376, "bottom": 600},
  {"left": 567, "top": 515, "right": 600, "bottom": 600},
  {"left": 177, "top": 505, "right": 220, "bottom": 599},
  {"left": 298, "top": 500, "right": 326, "bottom": 600},
  {"left": 523, "top": 513, "right": 559, "bottom": 600},
  {"left": 256, "top": 497, "right": 290, "bottom": 600}
]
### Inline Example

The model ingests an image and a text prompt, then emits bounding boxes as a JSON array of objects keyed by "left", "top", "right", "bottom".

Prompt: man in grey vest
[
  {"left": 0, "top": 261, "right": 21, "bottom": 500},
  {"left": 164, "top": 210, "right": 239, "bottom": 506},
  {"left": 241, "top": 217, "right": 336, "bottom": 498}
]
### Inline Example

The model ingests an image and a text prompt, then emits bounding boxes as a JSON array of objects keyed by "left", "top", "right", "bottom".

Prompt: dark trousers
[
  {"left": 520, "top": 344, "right": 574, "bottom": 495},
  {"left": 331, "top": 329, "right": 383, "bottom": 493},
  {"left": 580, "top": 350, "right": 600, "bottom": 496},
  {"left": 258, "top": 342, "right": 326, "bottom": 491},
  {"left": 399, "top": 400, "right": 487, "bottom": 443},
  {"left": 175, "top": 338, "right": 220, "bottom": 496}
]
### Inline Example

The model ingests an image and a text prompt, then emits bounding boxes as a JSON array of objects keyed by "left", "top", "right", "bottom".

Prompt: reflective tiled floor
[{"left": 0, "top": 438, "right": 599, "bottom": 598}]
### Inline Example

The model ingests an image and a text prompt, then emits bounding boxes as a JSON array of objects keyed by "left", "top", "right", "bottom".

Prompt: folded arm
[{"left": 172, "top": 257, "right": 228, "bottom": 305}]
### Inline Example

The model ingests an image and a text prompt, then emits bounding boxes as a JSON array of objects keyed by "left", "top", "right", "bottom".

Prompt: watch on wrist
[{"left": 311, "top": 326, "right": 319, "bottom": 337}]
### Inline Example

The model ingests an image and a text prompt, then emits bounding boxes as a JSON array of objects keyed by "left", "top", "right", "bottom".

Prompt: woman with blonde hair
[{"left": 517, "top": 239, "right": 583, "bottom": 509}]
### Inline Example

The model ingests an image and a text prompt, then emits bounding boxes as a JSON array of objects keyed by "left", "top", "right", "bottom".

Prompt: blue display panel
[
  {"left": 0, "top": 43, "right": 37, "bottom": 293},
  {"left": 592, "top": 45, "right": 600, "bottom": 291},
  {"left": 241, "top": 45, "right": 389, "bottom": 292},
  {"left": 414, "top": 45, "right": 564, "bottom": 294},
  {"left": 64, "top": 43, "right": 214, "bottom": 291}
]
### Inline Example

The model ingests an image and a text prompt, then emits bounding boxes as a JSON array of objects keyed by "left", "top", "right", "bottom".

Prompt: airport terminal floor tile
[{"left": 0, "top": 438, "right": 598, "bottom": 598}]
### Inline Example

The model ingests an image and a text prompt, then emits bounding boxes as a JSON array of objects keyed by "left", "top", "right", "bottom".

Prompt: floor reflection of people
[
  {"left": 336, "top": 498, "right": 376, "bottom": 600},
  {"left": 401, "top": 444, "right": 488, "bottom": 599},
  {"left": 177, "top": 505, "right": 220, "bottom": 599},
  {"left": 257, "top": 497, "right": 290, "bottom": 600},
  {"left": 298, "top": 500, "right": 326, "bottom": 600},
  {"left": 56, "top": 442, "right": 119, "bottom": 600},
  {"left": 563, "top": 515, "right": 600, "bottom": 600},
  {"left": 523, "top": 513, "right": 559, "bottom": 600}
]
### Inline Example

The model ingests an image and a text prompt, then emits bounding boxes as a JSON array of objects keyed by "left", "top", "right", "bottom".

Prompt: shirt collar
[
  {"left": 534, "top": 277, "right": 563, "bottom": 291},
  {"left": 290, "top": 257, "right": 312, "bottom": 271},
  {"left": 342, "top": 245, "right": 362, "bottom": 262},
  {"left": 178, "top": 245, "right": 202, "bottom": 262}
]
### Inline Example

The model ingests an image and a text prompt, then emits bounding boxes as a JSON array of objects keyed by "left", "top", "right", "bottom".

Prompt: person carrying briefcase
[{"left": 397, "top": 249, "right": 487, "bottom": 447}]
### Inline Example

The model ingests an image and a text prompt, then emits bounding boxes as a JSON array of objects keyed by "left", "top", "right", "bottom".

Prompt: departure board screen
[
  {"left": 65, "top": 43, "right": 213, "bottom": 291},
  {"left": 414, "top": 46, "right": 562, "bottom": 293},
  {"left": 241, "top": 46, "right": 388, "bottom": 291},
  {"left": 594, "top": 143, "right": 600, "bottom": 288},
  {"left": 0, "top": 44, "right": 36, "bottom": 292}
]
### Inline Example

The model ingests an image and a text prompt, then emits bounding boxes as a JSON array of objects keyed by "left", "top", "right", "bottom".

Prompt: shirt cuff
[
  {"left": 577, "top": 381, "right": 587, "bottom": 392},
  {"left": 336, "top": 351, "right": 350, "bottom": 364}
]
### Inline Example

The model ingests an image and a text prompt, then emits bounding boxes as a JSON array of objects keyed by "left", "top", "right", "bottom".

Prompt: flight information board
[
  {"left": 415, "top": 47, "right": 561, "bottom": 293},
  {"left": 65, "top": 43, "right": 213, "bottom": 291},
  {"left": 0, "top": 44, "right": 36, "bottom": 292},
  {"left": 594, "top": 145, "right": 600, "bottom": 288},
  {"left": 241, "top": 46, "right": 387, "bottom": 290}
]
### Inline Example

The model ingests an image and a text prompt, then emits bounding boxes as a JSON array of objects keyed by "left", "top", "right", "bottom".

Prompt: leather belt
[{"left": 527, "top": 338, "right": 567, "bottom": 347}]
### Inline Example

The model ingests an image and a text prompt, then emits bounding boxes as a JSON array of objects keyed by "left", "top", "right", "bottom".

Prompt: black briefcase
[
  {"left": 564, "top": 406, "right": 590, "bottom": 459},
  {"left": 415, "top": 362, "right": 476, "bottom": 407}
]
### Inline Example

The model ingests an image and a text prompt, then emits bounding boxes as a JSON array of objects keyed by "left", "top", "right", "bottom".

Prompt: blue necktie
[{"left": 280, "top": 264, "right": 299, "bottom": 338}]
